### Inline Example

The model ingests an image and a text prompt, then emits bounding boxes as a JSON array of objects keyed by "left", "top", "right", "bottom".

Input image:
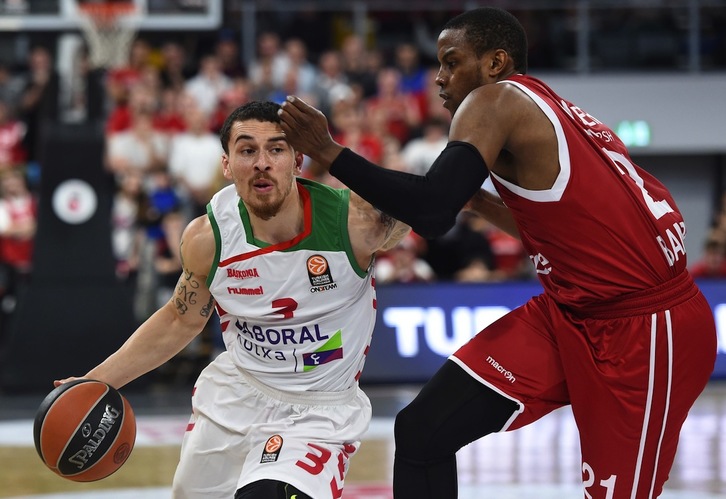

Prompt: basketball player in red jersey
[{"left": 279, "top": 7, "right": 717, "bottom": 499}]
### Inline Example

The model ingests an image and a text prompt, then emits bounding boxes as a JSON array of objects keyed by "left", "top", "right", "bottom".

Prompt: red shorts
[{"left": 451, "top": 272, "right": 716, "bottom": 499}]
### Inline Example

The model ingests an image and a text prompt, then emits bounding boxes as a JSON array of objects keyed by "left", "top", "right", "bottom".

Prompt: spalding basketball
[{"left": 33, "top": 379, "right": 136, "bottom": 482}]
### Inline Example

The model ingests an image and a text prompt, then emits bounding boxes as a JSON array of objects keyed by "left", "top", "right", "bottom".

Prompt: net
[{"left": 78, "top": 2, "right": 139, "bottom": 69}]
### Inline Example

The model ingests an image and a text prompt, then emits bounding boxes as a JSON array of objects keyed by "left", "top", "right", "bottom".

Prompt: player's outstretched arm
[
  {"left": 55, "top": 215, "right": 216, "bottom": 390},
  {"left": 280, "top": 96, "right": 489, "bottom": 239}
]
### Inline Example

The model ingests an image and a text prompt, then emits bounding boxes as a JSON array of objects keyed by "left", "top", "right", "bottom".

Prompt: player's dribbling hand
[
  {"left": 278, "top": 96, "right": 344, "bottom": 167},
  {"left": 53, "top": 377, "right": 83, "bottom": 387}
]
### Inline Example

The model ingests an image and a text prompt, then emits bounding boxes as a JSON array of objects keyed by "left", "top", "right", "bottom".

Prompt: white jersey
[{"left": 206, "top": 178, "right": 377, "bottom": 393}]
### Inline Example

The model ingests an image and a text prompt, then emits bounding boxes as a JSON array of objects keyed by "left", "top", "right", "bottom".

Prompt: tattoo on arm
[
  {"left": 379, "top": 211, "right": 397, "bottom": 239},
  {"left": 380, "top": 211, "right": 410, "bottom": 245},
  {"left": 174, "top": 268, "right": 199, "bottom": 315},
  {"left": 200, "top": 295, "right": 214, "bottom": 318}
]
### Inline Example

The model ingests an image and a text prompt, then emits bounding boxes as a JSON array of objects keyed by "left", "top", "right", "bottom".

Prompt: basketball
[{"left": 33, "top": 379, "right": 136, "bottom": 482}]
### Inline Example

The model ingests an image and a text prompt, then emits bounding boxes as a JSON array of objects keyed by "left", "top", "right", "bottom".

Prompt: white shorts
[{"left": 171, "top": 352, "right": 372, "bottom": 499}]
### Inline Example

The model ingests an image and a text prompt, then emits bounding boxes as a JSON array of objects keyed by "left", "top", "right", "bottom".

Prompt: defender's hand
[{"left": 278, "top": 96, "right": 344, "bottom": 167}]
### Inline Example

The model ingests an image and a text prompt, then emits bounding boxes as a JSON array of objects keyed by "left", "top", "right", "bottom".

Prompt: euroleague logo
[
  {"left": 307, "top": 255, "right": 328, "bottom": 276},
  {"left": 306, "top": 255, "right": 336, "bottom": 292},
  {"left": 261, "top": 434, "right": 283, "bottom": 463}
]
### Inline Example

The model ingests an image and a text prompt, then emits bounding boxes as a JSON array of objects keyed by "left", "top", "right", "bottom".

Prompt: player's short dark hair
[
  {"left": 443, "top": 7, "right": 528, "bottom": 74},
  {"left": 219, "top": 101, "right": 282, "bottom": 154}
]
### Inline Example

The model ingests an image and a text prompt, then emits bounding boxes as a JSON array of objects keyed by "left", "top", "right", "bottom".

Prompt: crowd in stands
[
  {"left": 691, "top": 192, "right": 726, "bottom": 280},
  {"left": 0, "top": 19, "right": 724, "bottom": 362}
]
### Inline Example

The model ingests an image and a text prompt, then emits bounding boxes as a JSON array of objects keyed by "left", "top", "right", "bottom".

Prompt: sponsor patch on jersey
[
  {"left": 261, "top": 434, "right": 283, "bottom": 463},
  {"left": 306, "top": 255, "right": 335, "bottom": 290},
  {"left": 302, "top": 330, "right": 343, "bottom": 371}
]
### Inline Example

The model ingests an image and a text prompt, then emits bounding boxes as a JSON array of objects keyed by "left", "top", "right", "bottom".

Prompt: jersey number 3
[{"left": 272, "top": 298, "right": 298, "bottom": 319}]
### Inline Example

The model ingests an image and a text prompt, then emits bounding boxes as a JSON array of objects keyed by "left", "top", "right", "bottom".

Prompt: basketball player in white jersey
[
  {"left": 279, "top": 7, "right": 717, "bottom": 499},
  {"left": 56, "top": 101, "right": 410, "bottom": 499}
]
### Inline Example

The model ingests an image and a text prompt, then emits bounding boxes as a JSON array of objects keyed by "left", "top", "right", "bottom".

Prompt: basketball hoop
[{"left": 78, "top": 2, "right": 139, "bottom": 70}]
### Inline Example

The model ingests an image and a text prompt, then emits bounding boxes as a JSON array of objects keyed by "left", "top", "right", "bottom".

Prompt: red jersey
[{"left": 490, "top": 75, "right": 686, "bottom": 308}]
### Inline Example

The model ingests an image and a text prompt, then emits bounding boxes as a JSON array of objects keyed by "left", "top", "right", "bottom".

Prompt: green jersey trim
[
  {"left": 206, "top": 202, "right": 222, "bottom": 289},
  {"left": 233, "top": 178, "right": 368, "bottom": 278}
]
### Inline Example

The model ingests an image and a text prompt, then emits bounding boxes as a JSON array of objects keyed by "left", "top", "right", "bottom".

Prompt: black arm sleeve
[{"left": 329, "top": 141, "right": 489, "bottom": 239}]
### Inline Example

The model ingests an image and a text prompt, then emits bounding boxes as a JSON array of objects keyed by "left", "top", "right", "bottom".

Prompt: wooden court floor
[{"left": 1, "top": 382, "right": 726, "bottom": 498}]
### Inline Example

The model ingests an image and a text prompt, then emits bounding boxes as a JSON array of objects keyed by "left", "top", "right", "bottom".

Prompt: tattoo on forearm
[
  {"left": 200, "top": 295, "right": 214, "bottom": 318},
  {"left": 174, "top": 297, "right": 188, "bottom": 315}
]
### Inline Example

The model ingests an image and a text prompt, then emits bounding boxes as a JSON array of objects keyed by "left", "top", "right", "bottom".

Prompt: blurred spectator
[
  {"left": 105, "top": 78, "right": 159, "bottom": 134},
  {"left": 210, "top": 77, "right": 252, "bottom": 132},
  {"left": 248, "top": 31, "right": 287, "bottom": 91},
  {"left": 425, "top": 212, "right": 498, "bottom": 282},
  {"left": 106, "top": 107, "right": 169, "bottom": 184},
  {"left": 153, "top": 207, "right": 185, "bottom": 307},
  {"left": 314, "top": 50, "right": 353, "bottom": 116},
  {"left": 104, "top": 38, "right": 152, "bottom": 116},
  {"left": 331, "top": 99, "right": 383, "bottom": 163},
  {"left": 268, "top": 62, "right": 318, "bottom": 107},
  {"left": 376, "top": 232, "right": 435, "bottom": 284},
  {"left": 364, "top": 67, "right": 422, "bottom": 145},
  {"left": 279, "top": 38, "right": 318, "bottom": 95},
  {"left": 134, "top": 169, "right": 180, "bottom": 321},
  {"left": 18, "top": 45, "right": 59, "bottom": 164},
  {"left": 0, "top": 100, "right": 27, "bottom": 167},
  {"left": 690, "top": 238, "right": 726, "bottom": 279},
  {"left": 154, "top": 87, "right": 187, "bottom": 134},
  {"left": 340, "top": 34, "right": 377, "bottom": 99},
  {"left": 394, "top": 42, "right": 428, "bottom": 95},
  {"left": 168, "top": 105, "right": 223, "bottom": 218},
  {"left": 249, "top": 56, "right": 278, "bottom": 103},
  {"left": 483, "top": 222, "right": 532, "bottom": 280},
  {"left": 214, "top": 32, "right": 246, "bottom": 80},
  {"left": 184, "top": 54, "right": 232, "bottom": 116},
  {"left": 111, "top": 170, "right": 144, "bottom": 281},
  {"left": 0, "top": 168, "right": 37, "bottom": 321},
  {"left": 400, "top": 116, "right": 448, "bottom": 175},
  {"left": 281, "top": 6, "right": 333, "bottom": 62},
  {"left": 0, "top": 61, "right": 24, "bottom": 114},
  {"left": 159, "top": 41, "right": 195, "bottom": 92}
]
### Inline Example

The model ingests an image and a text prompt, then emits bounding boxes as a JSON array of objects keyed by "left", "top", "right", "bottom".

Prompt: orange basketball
[{"left": 33, "top": 379, "right": 136, "bottom": 482}]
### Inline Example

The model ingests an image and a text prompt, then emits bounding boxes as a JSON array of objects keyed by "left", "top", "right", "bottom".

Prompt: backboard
[{"left": 0, "top": 0, "right": 222, "bottom": 31}]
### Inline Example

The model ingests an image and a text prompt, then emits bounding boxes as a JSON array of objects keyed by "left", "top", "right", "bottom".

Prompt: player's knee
[{"left": 234, "top": 479, "right": 312, "bottom": 499}]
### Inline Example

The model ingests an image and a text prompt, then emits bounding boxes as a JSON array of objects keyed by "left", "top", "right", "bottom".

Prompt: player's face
[
  {"left": 435, "top": 28, "right": 487, "bottom": 116},
  {"left": 222, "top": 119, "right": 303, "bottom": 220}
]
